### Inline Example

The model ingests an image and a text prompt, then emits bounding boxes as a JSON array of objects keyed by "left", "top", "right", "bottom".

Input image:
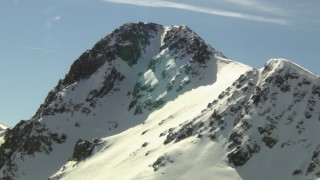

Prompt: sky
[{"left": 0, "top": 0, "right": 319, "bottom": 127}]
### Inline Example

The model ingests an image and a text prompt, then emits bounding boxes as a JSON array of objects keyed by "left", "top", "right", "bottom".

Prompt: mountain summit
[{"left": 1, "top": 23, "right": 320, "bottom": 180}]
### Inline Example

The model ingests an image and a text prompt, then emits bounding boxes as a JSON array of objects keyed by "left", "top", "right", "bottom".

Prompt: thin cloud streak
[
  {"left": 224, "top": 0, "right": 287, "bottom": 15},
  {"left": 54, "top": 16, "right": 62, "bottom": 21},
  {"left": 103, "top": 0, "right": 290, "bottom": 25}
]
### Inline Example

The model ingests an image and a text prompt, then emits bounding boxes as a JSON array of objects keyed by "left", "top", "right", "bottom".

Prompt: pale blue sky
[{"left": 1, "top": 0, "right": 319, "bottom": 127}]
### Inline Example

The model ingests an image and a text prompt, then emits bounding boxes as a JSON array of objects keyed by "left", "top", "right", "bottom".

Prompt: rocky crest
[{"left": 157, "top": 59, "right": 320, "bottom": 178}]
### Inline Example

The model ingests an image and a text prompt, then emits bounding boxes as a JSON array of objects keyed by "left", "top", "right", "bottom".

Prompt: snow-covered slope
[
  {"left": 0, "top": 22, "right": 250, "bottom": 180},
  {"left": 1, "top": 23, "right": 320, "bottom": 180},
  {"left": 50, "top": 58, "right": 320, "bottom": 180}
]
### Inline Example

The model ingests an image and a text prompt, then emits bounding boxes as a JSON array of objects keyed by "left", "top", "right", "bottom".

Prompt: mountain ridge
[
  {"left": 264, "top": 59, "right": 319, "bottom": 77},
  {"left": 1, "top": 22, "right": 319, "bottom": 180}
]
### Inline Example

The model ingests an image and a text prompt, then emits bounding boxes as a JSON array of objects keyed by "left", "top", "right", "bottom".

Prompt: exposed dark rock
[
  {"left": 228, "top": 141, "right": 260, "bottom": 166},
  {"left": 129, "top": 79, "right": 166, "bottom": 114},
  {"left": 257, "top": 124, "right": 275, "bottom": 136},
  {"left": 210, "top": 110, "right": 225, "bottom": 128},
  {"left": 62, "top": 51, "right": 107, "bottom": 86},
  {"left": 134, "top": 105, "right": 143, "bottom": 115},
  {"left": 208, "top": 133, "right": 216, "bottom": 141},
  {"left": 0, "top": 120, "right": 64, "bottom": 178},
  {"left": 262, "top": 136, "right": 278, "bottom": 148},
  {"left": 292, "top": 169, "right": 302, "bottom": 175},
  {"left": 23, "top": 139, "right": 41, "bottom": 155},
  {"left": 86, "top": 68, "right": 125, "bottom": 105},
  {"left": 151, "top": 155, "right": 173, "bottom": 171},
  {"left": 141, "top": 142, "right": 149, "bottom": 148},
  {"left": 128, "top": 100, "right": 138, "bottom": 111},
  {"left": 161, "top": 26, "right": 214, "bottom": 63},
  {"left": 306, "top": 145, "right": 320, "bottom": 175},
  {"left": 71, "top": 138, "right": 101, "bottom": 162},
  {"left": 228, "top": 147, "right": 250, "bottom": 167},
  {"left": 164, "top": 121, "right": 196, "bottom": 145},
  {"left": 312, "top": 86, "right": 320, "bottom": 97},
  {"left": 113, "top": 22, "right": 160, "bottom": 66},
  {"left": 228, "top": 131, "right": 243, "bottom": 149},
  {"left": 280, "top": 84, "right": 291, "bottom": 92},
  {"left": 141, "top": 130, "right": 149, "bottom": 135}
]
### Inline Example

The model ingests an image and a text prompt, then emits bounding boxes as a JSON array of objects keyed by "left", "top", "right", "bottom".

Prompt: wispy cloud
[
  {"left": 224, "top": 0, "right": 286, "bottom": 15},
  {"left": 103, "top": 0, "right": 290, "bottom": 25},
  {"left": 54, "top": 16, "right": 62, "bottom": 21},
  {"left": 45, "top": 15, "right": 62, "bottom": 29}
]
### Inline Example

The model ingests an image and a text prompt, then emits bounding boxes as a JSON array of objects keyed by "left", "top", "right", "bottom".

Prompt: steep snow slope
[
  {"left": 52, "top": 59, "right": 320, "bottom": 180},
  {"left": 51, "top": 57, "right": 250, "bottom": 180},
  {"left": 0, "top": 23, "right": 251, "bottom": 180}
]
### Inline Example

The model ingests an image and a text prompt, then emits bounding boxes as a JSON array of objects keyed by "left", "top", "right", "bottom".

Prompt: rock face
[
  {"left": 1, "top": 23, "right": 320, "bottom": 180},
  {"left": 33, "top": 22, "right": 161, "bottom": 119},
  {"left": 0, "top": 120, "right": 65, "bottom": 179},
  {"left": 70, "top": 138, "right": 101, "bottom": 162}
]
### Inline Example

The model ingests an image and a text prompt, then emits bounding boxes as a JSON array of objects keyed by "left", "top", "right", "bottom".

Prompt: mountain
[{"left": 1, "top": 23, "right": 320, "bottom": 180}]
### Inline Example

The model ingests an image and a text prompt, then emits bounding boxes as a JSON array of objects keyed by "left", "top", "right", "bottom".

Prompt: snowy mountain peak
[
  {"left": 33, "top": 22, "right": 225, "bottom": 121},
  {"left": 1, "top": 22, "right": 241, "bottom": 179},
  {"left": 0, "top": 124, "right": 7, "bottom": 131},
  {"left": 1, "top": 23, "right": 320, "bottom": 180},
  {"left": 264, "top": 58, "right": 318, "bottom": 78}
]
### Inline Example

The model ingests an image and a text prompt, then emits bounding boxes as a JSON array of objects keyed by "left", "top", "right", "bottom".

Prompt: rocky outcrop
[
  {"left": 0, "top": 120, "right": 65, "bottom": 179},
  {"left": 70, "top": 138, "right": 101, "bottom": 162},
  {"left": 160, "top": 25, "right": 215, "bottom": 63}
]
